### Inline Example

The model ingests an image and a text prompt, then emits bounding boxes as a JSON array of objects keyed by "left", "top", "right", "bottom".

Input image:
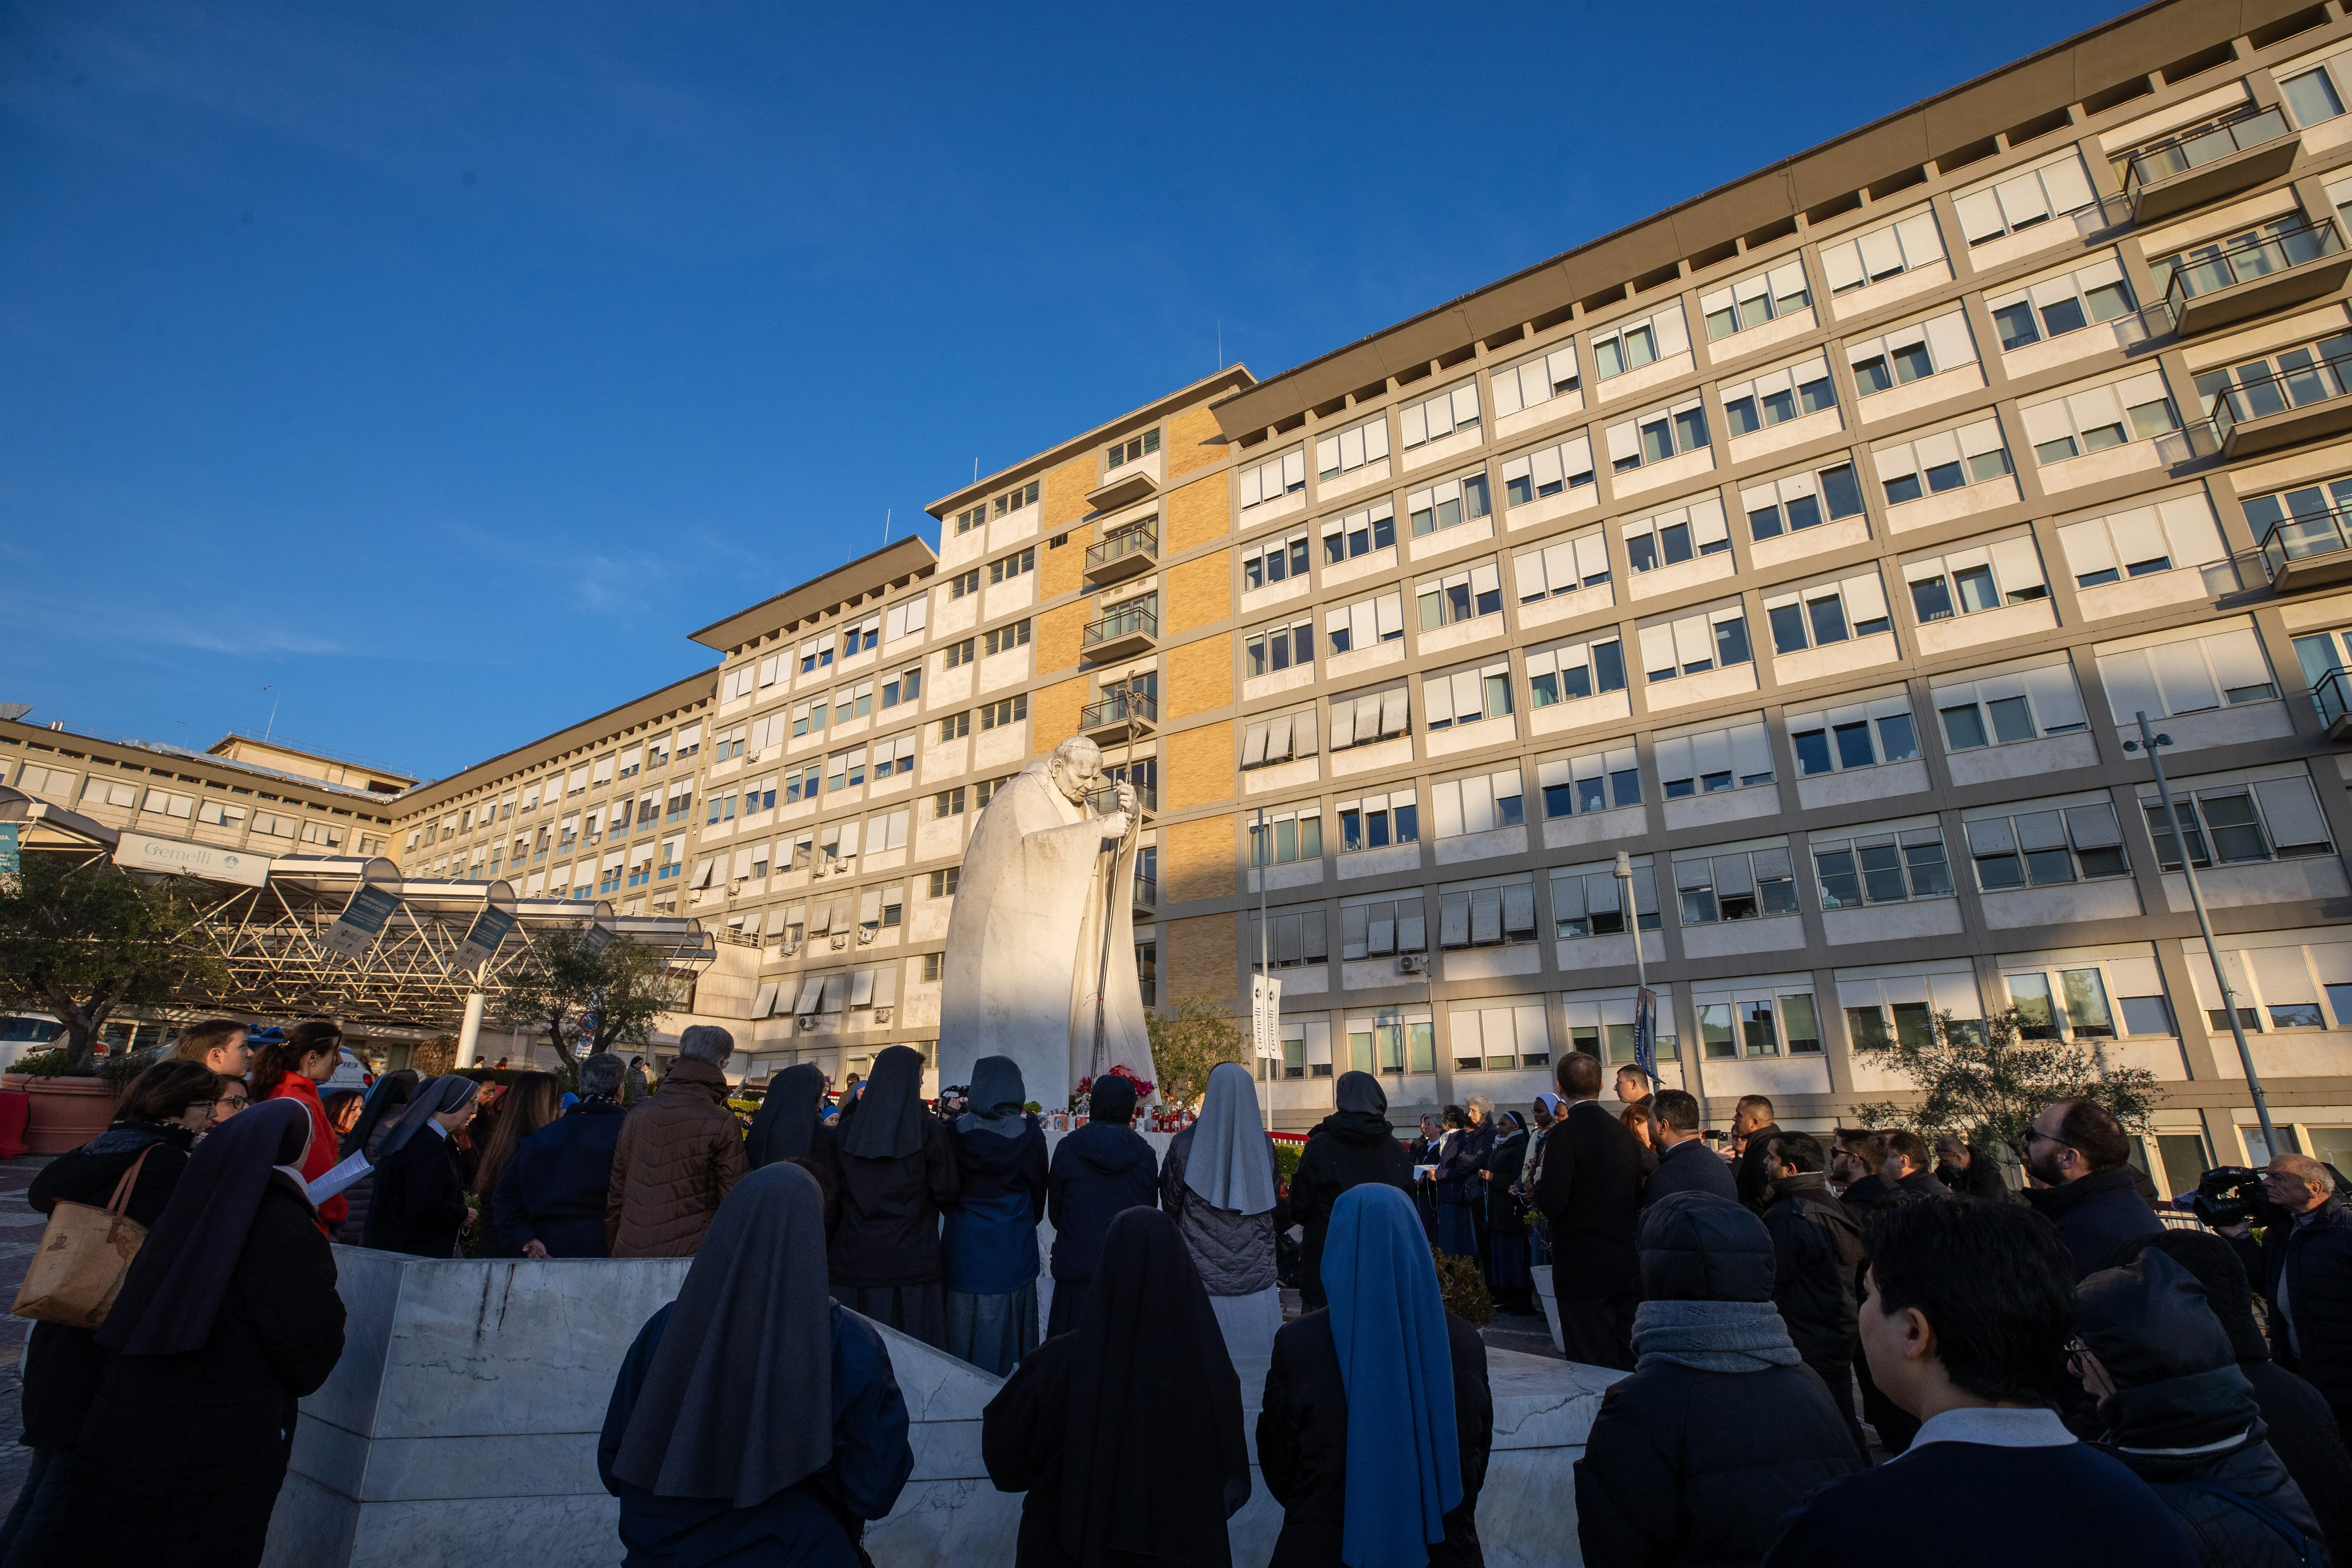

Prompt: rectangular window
[
  {"left": 1674, "top": 845, "right": 1801, "bottom": 924},
  {"left": 1436, "top": 877, "right": 1539, "bottom": 948},
  {"left": 1319, "top": 500, "right": 1397, "bottom": 564},
  {"left": 825, "top": 747, "right": 867, "bottom": 793},
  {"left": 1237, "top": 447, "right": 1307, "bottom": 513},
  {"left": 1339, "top": 894, "right": 1428, "bottom": 958},
  {"left": 1430, "top": 767, "right": 1526, "bottom": 838},
  {"left": 987, "top": 479, "right": 1041, "bottom": 519},
  {"left": 1697, "top": 986, "right": 1823, "bottom": 1057},
  {"left": 1243, "top": 529, "right": 1312, "bottom": 590},
  {"left": 1872, "top": 417, "right": 2014, "bottom": 511},
  {"left": 979, "top": 694, "right": 1028, "bottom": 730},
  {"left": 1326, "top": 684, "right": 1412, "bottom": 750},
  {"left": 1537, "top": 742, "right": 1641, "bottom": 818},
  {"left": 1742, "top": 462, "right": 1866, "bottom": 541},
  {"left": 1763, "top": 570, "right": 1893, "bottom": 654},
  {"left": 1590, "top": 304, "right": 1690, "bottom": 380},
  {"left": 1104, "top": 427, "right": 1161, "bottom": 469},
  {"left": 1415, "top": 560, "right": 1504, "bottom": 630},
  {"left": 830, "top": 680, "right": 874, "bottom": 722},
  {"left": 784, "top": 761, "right": 822, "bottom": 804},
  {"left": 1902, "top": 534, "right": 2048, "bottom": 622},
  {"left": 1813, "top": 824, "right": 1952, "bottom": 907},
  {"left": 1700, "top": 259, "right": 1812, "bottom": 341},
  {"left": 1988, "top": 255, "right": 2137, "bottom": 351},
  {"left": 1605, "top": 395, "right": 1708, "bottom": 474},
  {"left": 1932, "top": 658, "right": 2088, "bottom": 750},
  {"left": 1247, "top": 906, "right": 1330, "bottom": 970},
  {"left": 987, "top": 547, "right": 1036, "bottom": 585},
  {"left": 1655, "top": 717, "right": 1774, "bottom": 796},
  {"left": 1720, "top": 352, "right": 1838, "bottom": 436},
  {"left": 1400, "top": 378, "right": 1482, "bottom": 447},
  {"left": 948, "top": 568, "right": 980, "bottom": 599},
  {"left": 1511, "top": 528, "right": 1610, "bottom": 602},
  {"left": 1551, "top": 861, "right": 1662, "bottom": 936},
  {"left": 1847, "top": 309, "right": 1976, "bottom": 396},
  {"left": 2144, "top": 774, "right": 2334, "bottom": 869},
  {"left": 883, "top": 594, "right": 929, "bottom": 643},
  {"left": 983, "top": 619, "right": 1032, "bottom": 657},
  {"left": 1421, "top": 659, "right": 1514, "bottom": 731},
  {"left": 1240, "top": 708, "right": 1320, "bottom": 769},
  {"left": 1406, "top": 472, "right": 1493, "bottom": 539},
  {"left": 2095, "top": 624, "right": 2278, "bottom": 720},
  {"left": 1638, "top": 605, "right": 1751, "bottom": 683},
  {"left": 798, "top": 634, "right": 837, "bottom": 674},
  {"left": 1248, "top": 805, "right": 1326, "bottom": 867},
  {"left": 1526, "top": 636, "right": 1628, "bottom": 704},
  {"left": 938, "top": 710, "right": 970, "bottom": 741},
  {"left": 2020, "top": 370, "right": 2177, "bottom": 464},
  {"left": 1321, "top": 589, "right": 1405, "bottom": 655},
  {"left": 1623, "top": 496, "right": 1731, "bottom": 574},
  {"left": 1314, "top": 413, "right": 1392, "bottom": 481},
  {"left": 1490, "top": 343, "right": 1582, "bottom": 414},
  {"left": 1951, "top": 150, "right": 2096, "bottom": 246},
  {"left": 880, "top": 664, "right": 922, "bottom": 708},
  {"left": 1963, "top": 800, "right": 2129, "bottom": 889},
  {"left": 1336, "top": 790, "right": 1420, "bottom": 853},
  {"left": 1245, "top": 615, "right": 1317, "bottom": 677},
  {"left": 2193, "top": 328, "right": 2352, "bottom": 432},
  {"left": 1500, "top": 435, "right": 1598, "bottom": 508},
  {"left": 1818, "top": 208, "right": 1944, "bottom": 295},
  {"left": 942, "top": 637, "right": 977, "bottom": 670}
]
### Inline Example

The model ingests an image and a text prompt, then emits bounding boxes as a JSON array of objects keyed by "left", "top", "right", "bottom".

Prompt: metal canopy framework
[{"left": 0, "top": 791, "right": 712, "bottom": 1033}]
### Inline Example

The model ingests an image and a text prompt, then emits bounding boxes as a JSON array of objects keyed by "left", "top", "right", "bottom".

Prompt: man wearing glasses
[
  {"left": 2016, "top": 1099, "right": 2164, "bottom": 1281},
  {"left": 2219, "top": 1153, "right": 2352, "bottom": 1446}
]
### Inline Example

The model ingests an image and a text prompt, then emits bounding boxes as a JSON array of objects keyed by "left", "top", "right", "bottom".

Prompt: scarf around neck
[{"left": 1631, "top": 1299, "right": 1802, "bottom": 1373}]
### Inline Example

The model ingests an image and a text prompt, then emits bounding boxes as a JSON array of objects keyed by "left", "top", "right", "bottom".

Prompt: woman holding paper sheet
[
  {"left": 361, "top": 1076, "right": 481, "bottom": 1259},
  {"left": 67, "top": 1098, "right": 345, "bottom": 1568},
  {"left": 253, "top": 1020, "right": 351, "bottom": 1232}
]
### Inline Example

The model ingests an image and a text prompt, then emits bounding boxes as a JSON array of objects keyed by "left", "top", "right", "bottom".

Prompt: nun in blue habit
[
  {"left": 599, "top": 1164, "right": 915, "bottom": 1567},
  {"left": 1256, "top": 1183, "right": 1495, "bottom": 1568},
  {"left": 943, "top": 1055, "right": 1050, "bottom": 1375}
]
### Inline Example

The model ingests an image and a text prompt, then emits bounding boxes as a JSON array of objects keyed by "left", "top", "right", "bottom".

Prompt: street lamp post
[{"left": 2126, "top": 710, "right": 2280, "bottom": 1157}]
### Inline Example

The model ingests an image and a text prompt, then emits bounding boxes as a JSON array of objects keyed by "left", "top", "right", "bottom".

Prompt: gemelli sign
[{"left": 111, "top": 830, "right": 271, "bottom": 889}]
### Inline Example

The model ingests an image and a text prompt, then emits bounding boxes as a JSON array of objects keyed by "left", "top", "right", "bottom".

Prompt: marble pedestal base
[{"left": 264, "top": 1251, "right": 1622, "bottom": 1568}]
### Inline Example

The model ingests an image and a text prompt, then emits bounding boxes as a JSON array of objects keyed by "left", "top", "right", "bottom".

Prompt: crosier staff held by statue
[{"left": 1090, "top": 781, "right": 1139, "bottom": 1081}]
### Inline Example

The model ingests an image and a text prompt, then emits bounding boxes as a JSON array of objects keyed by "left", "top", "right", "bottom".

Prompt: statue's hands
[
  {"left": 1115, "top": 781, "right": 1138, "bottom": 819},
  {"left": 1099, "top": 811, "right": 1132, "bottom": 843}
]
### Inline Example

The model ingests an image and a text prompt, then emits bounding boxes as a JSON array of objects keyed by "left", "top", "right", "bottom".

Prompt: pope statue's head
[{"left": 1047, "top": 737, "right": 1106, "bottom": 805}]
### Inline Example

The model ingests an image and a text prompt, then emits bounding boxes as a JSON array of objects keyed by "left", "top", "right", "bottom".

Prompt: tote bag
[{"left": 11, "top": 1145, "right": 157, "bottom": 1327}]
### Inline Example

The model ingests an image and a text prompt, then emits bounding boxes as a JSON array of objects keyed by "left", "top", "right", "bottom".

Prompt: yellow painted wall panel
[
  {"left": 1166, "top": 722, "right": 1234, "bottom": 811},
  {"left": 1165, "top": 813, "right": 1238, "bottom": 903},
  {"left": 1164, "top": 913, "right": 1240, "bottom": 1010},
  {"left": 1164, "top": 405, "right": 1227, "bottom": 481},
  {"left": 1165, "top": 637, "right": 1231, "bottom": 721},
  {"left": 1165, "top": 551, "right": 1230, "bottom": 637},
  {"left": 1030, "top": 676, "right": 1087, "bottom": 758},
  {"left": 1167, "top": 478, "right": 1230, "bottom": 553}
]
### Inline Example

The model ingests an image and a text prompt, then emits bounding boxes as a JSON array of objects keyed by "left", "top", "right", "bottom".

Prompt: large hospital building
[{"left": 12, "top": 0, "right": 2352, "bottom": 1185}]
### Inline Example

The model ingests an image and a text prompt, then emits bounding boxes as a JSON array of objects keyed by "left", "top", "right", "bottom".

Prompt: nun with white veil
[{"left": 1158, "top": 1061, "right": 1287, "bottom": 1360}]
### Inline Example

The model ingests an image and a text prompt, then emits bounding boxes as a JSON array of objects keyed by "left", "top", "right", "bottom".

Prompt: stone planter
[
  {"left": 0, "top": 1073, "right": 118, "bottom": 1155},
  {"left": 1530, "top": 1263, "right": 1565, "bottom": 1356}
]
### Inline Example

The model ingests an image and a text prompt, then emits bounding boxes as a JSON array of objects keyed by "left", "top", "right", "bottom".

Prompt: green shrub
[
  {"left": 1433, "top": 1250, "right": 1494, "bottom": 1326},
  {"left": 1273, "top": 1140, "right": 1304, "bottom": 1187},
  {"left": 8, "top": 1048, "right": 86, "bottom": 1079}
]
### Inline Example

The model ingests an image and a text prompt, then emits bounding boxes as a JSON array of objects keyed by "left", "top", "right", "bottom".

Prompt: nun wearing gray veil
[
  {"left": 943, "top": 1055, "right": 1049, "bottom": 1375},
  {"left": 599, "top": 1163, "right": 915, "bottom": 1567},
  {"left": 1160, "top": 1062, "right": 1287, "bottom": 1360}
]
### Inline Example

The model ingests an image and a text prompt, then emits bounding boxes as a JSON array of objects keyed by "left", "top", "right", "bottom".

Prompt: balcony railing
[
  {"left": 1082, "top": 601, "right": 1158, "bottom": 660},
  {"left": 2156, "top": 221, "right": 2349, "bottom": 336},
  {"left": 1084, "top": 520, "right": 1159, "bottom": 585},
  {"left": 2121, "top": 107, "right": 2294, "bottom": 221},
  {"left": 1080, "top": 687, "right": 1157, "bottom": 741},
  {"left": 2316, "top": 669, "right": 2352, "bottom": 738},
  {"left": 2211, "top": 349, "right": 2352, "bottom": 458},
  {"left": 1131, "top": 873, "right": 1158, "bottom": 910},
  {"left": 2258, "top": 504, "right": 2352, "bottom": 592},
  {"left": 1088, "top": 778, "right": 1158, "bottom": 816}
]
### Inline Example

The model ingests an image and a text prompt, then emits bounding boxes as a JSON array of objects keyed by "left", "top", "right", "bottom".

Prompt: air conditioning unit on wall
[{"left": 1398, "top": 955, "right": 1427, "bottom": 975}]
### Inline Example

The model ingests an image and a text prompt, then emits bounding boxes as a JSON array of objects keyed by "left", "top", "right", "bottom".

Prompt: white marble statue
[{"left": 937, "top": 736, "right": 1153, "bottom": 1106}]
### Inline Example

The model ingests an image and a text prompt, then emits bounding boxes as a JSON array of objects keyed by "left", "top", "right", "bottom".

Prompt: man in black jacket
[
  {"left": 1575, "top": 1191, "right": 1862, "bottom": 1566},
  {"left": 1880, "top": 1130, "right": 1955, "bottom": 1204},
  {"left": 1731, "top": 1095, "right": 1782, "bottom": 1213},
  {"left": 1533, "top": 1051, "right": 1645, "bottom": 1369},
  {"left": 1934, "top": 1132, "right": 2009, "bottom": 1200},
  {"left": 1762, "top": 1132, "right": 1866, "bottom": 1457},
  {"left": 1290, "top": 1072, "right": 1415, "bottom": 1310},
  {"left": 2222, "top": 1153, "right": 2352, "bottom": 1444},
  {"left": 1643, "top": 1089, "right": 1736, "bottom": 1208},
  {"left": 2016, "top": 1099, "right": 2162, "bottom": 1281},
  {"left": 1830, "top": 1130, "right": 1893, "bottom": 1214}
]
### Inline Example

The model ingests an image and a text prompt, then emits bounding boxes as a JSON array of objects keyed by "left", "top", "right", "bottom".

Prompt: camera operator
[
  {"left": 2218, "top": 1154, "right": 2352, "bottom": 1444},
  {"left": 2014, "top": 1099, "right": 2162, "bottom": 1281}
]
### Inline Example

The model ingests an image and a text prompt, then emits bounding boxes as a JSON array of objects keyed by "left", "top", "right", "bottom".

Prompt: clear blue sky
[{"left": 0, "top": 0, "right": 2126, "bottom": 784}]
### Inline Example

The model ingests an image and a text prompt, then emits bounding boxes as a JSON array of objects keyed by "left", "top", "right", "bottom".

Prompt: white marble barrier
[{"left": 264, "top": 1250, "right": 1621, "bottom": 1568}]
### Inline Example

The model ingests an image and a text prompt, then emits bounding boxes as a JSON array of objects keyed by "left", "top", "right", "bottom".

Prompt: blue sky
[{"left": 0, "top": 0, "right": 2126, "bottom": 783}]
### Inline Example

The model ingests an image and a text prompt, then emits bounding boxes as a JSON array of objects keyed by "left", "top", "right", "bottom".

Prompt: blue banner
[{"left": 1633, "top": 985, "right": 1660, "bottom": 1085}]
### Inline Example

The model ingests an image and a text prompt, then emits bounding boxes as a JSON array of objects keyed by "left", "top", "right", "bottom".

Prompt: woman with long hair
[
  {"left": 600, "top": 1164, "right": 914, "bottom": 1565},
  {"left": 2, "top": 1061, "right": 221, "bottom": 1566},
  {"left": 468, "top": 1072, "right": 563, "bottom": 1257},
  {"left": 251, "top": 1019, "right": 349, "bottom": 1232},
  {"left": 362, "top": 1077, "right": 482, "bottom": 1259},
  {"left": 65, "top": 1099, "right": 346, "bottom": 1568}
]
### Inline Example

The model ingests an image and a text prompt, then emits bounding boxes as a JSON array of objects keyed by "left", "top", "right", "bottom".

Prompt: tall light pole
[{"left": 2126, "top": 710, "right": 2279, "bottom": 1156}]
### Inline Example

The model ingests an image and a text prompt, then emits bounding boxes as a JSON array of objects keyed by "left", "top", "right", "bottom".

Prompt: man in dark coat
[
  {"left": 1761, "top": 1200, "right": 2199, "bottom": 1568},
  {"left": 1761, "top": 1132, "right": 1866, "bottom": 1458},
  {"left": 1289, "top": 1072, "right": 1415, "bottom": 1311},
  {"left": 493, "top": 1049, "right": 631, "bottom": 1257},
  {"left": 1830, "top": 1131, "right": 1894, "bottom": 1214},
  {"left": 1576, "top": 1191, "right": 1862, "bottom": 1567},
  {"left": 2223, "top": 1153, "right": 2352, "bottom": 1443},
  {"left": 1532, "top": 1052, "right": 1645, "bottom": 1370},
  {"left": 2073, "top": 1250, "right": 2325, "bottom": 1566},
  {"left": 1880, "top": 1130, "right": 1956, "bottom": 1204},
  {"left": 1642, "top": 1089, "right": 1736, "bottom": 1209},
  {"left": 1731, "top": 1095, "right": 1781, "bottom": 1213},
  {"left": 1934, "top": 1132, "right": 2009, "bottom": 1200},
  {"left": 606, "top": 1027, "right": 750, "bottom": 1258},
  {"left": 2107, "top": 1228, "right": 2352, "bottom": 1555},
  {"left": 2016, "top": 1099, "right": 2162, "bottom": 1281},
  {"left": 1044, "top": 1072, "right": 1159, "bottom": 1335}
]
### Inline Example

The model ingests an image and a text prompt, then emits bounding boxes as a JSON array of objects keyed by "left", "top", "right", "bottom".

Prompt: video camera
[{"left": 2187, "top": 1166, "right": 2266, "bottom": 1228}]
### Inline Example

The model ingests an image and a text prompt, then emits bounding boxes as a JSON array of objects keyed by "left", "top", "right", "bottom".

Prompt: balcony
[
  {"left": 1082, "top": 600, "right": 1158, "bottom": 663},
  {"left": 1083, "top": 518, "right": 1159, "bottom": 587},
  {"left": 1131, "top": 872, "right": 1158, "bottom": 917},
  {"left": 2156, "top": 222, "right": 2352, "bottom": 338},
  {"left": 1080, "top": 687, "right": 1157, "bottom": 744},
  {"left": 2316, "top": 669, "right": 2352, "bottom": 742},
  {"left": 2212, "top": 350, "right": 2352, "bottom": 459},
  {"left": 1087, "top": 450, "right": 1163, "bottom": 513},
  {"left": 2258, "top": 505, "right": 2352, "bottom": 593},
  {"left": 2122, "top": 108, "right": 2299, "bottom": 226}
]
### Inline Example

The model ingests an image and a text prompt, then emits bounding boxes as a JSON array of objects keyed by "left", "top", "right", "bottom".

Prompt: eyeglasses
[{"left": 2021, "top": 1125, "right": 2074, "bottom": 1151}]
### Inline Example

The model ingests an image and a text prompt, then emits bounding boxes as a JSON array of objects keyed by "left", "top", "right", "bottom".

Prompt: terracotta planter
[{"left": 0, "top": 1074, "right": 120, "bottom": 1156}]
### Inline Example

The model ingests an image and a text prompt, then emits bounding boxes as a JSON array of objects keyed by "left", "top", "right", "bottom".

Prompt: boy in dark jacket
[
  {"left": 1576, "top": 1191, "right": 1862, "bottom": 1568},
  {"left": 1762, "top": 1200, "right": 2198, "bottom": 1568},
  {"left": 1044, "top": 1072, "right": 1158, "bottom": 1334},
  {"left": 1761, "top": 1132, "right": 1866, "bottom": 1457}
]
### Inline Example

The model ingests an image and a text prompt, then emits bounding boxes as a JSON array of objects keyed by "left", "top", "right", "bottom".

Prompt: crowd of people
[{"left": 8, "top": 1017, "right": 2352, "bottom": 1568}]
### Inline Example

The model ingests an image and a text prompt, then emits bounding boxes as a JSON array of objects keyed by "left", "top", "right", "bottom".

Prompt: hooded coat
[
  {"left": 1575, "top": 1192, "right": 1862, "bottom": 1568},
  {"left": 1287, "top": 1073, "right": 1415, "bottom": 1311},
  {"left": 1760, "top": 1175, "right": 1862, "bottom": 1366},
  {"left": 2077, "top": 1252, "right": 2326, "bottom": 1568},
  {"left": 1045, "top": 1110, "right": 1159, "bottom": 1287}
]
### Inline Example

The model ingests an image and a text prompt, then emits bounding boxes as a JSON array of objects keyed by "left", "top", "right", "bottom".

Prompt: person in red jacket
[{"left": 251, "top": 1020, "right": 350, "bottom": 1230}]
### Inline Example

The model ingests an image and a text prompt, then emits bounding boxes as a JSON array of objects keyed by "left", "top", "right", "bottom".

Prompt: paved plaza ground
[{"left": 0, "top": 1157, "right": 52, "bottom": 1517}]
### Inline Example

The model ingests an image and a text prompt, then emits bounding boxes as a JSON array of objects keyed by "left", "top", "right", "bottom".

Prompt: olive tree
[
  {"left": 495, "top": 922, "right": 681, "bottom": 1066},
  {"left": 0, "top": 856, "right": 228, "bottom": 1074}
]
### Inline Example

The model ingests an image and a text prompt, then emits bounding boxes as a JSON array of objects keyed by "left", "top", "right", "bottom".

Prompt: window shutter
[
  {"left": 1821, "top": 242, "right": 1865, "bottom": 294},
  {"left": 874, "top": 964, "right": 900, "bottom": 1007},
  {"left": 1317, "top": 434, "right": 1340, "bottom": 474},
  {"left": 1954, "top": 188, "right": 2006, "bottom": 242},
  {"left": 1858, "top": 226, "right": 1905, "bottom": 278},
  {"left": 1924, "top": 311, "right": 1976, "bottom": 371},
  {"left": 2256, "top": 777, "right": 2331, "bottom": 848},
  {"left": 1893, "top": 212, "right": 1943, "bottom": 265},
  {"left": 2149, "top": 639, "right": 2221, "bottom": 714},
  {"left": 2065, "top": 803, "right": 2124, "bottom": 848},
  {"left": 1402, "top": 403, "right": 1429, "bottom": 446},
  {"left": 2205, "top": 628, "right": 2272, "bottom": 695},
  {"left": 1439, "top": 892, "right": 1471, "bottom": 948},
  {"left": 1281, "top": 450, "right": 1305, "bottom": 490},
  {"left": 1671, "top": 616, "right": 1712, "bottom": 671},
  {"left": 1874, "top": 441, "right": 1920, "bottom": 483},
  {"left": 1293, "top": 710, "right": 1319, "bottom": 758},
  {"left": 1242, "top": 721, "right": 1271, "bottom": 767},
  {"left": 820, "top": 974, "right": 849, "bottom": 1013},
  {"left": 2021, "top": 399, "right": 2073, "bottom": 449},
  {"left": 1652, "top": 304, "right": 1690, "bottom": 358},
  {"left": 1732, "top": 721, "right": 1773, "bottom": 779},
  {"left": 2096, "top": 648, "right": 2161, "bottom": 724},
  {"left": 1379, "top": 688, "right": 1409, "bottom": 737},
  {"left": 2059, "top": 520, "right": 2118, "bottom": 579},
  {"left": 1424, "top": 674, "right": 1456, "bottom": 726},
  {"left": 1965, "top": 818, "right": 2019, "bottom": 856},
  {"left": 1502, "top": 881, "right": 1536, "bottom": 935},
  {"left": 1397, "top": 899, "right": 1427, "bottom": 951},
  {"left": 1369, "top": 905, "right": 1396, "bottom": 955},
  {"left": 1691, "top": 499, "right": 1730, "bottom": 549},
  {"left": 1994, "top": 170, "right": 2052, "bottom": 227},
  {"left": 1452, "top": 385, "right": 1481, "bottom": 428},
  {"left": 1514, "top": 551, "right": 1548, "bottom": 602},
  {"left": 1469, "top": 562, "right": 1501, "bottom": 600},
  {"left": 1470, "top": 888, "right": 1504, "bottom": 944},
  {"left": 2159, "top": 496, "right": 2225, "bottom": 566},
  {"left": 2024, "top": 662, "right": 2088, "bottom": 730},
  {"left": 1606, "top": 420, "right": 1640, "bottom": 464},
  {"left": 795, "top": 977, "right": 825, "bottom": 1014},
  {"left": 1989, "top": 536, "right": 2045, "bottom": 592},
  {"left": 753, "top": 982, "right": 779, "bottom": 1018},
  {"left": 1264, "top": 714, "right": 1294, "bottom": 763}
]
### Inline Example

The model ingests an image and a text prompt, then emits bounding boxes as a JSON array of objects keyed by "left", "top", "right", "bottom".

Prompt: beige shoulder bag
[{"left": 11, "top": 1145, "right": 159, "bottom": 1328}]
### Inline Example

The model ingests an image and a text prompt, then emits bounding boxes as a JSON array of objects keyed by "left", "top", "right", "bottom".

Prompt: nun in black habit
[
  {"left": 67, "top": 1099, "right": 346, "bottom": 1568},
  {"left": 362, "top": 1075, "right": 482, "bottom": 1259},
  {"left": 745, "top": 1062, "right": 833, "bottom": 1170},
  {"left": 943, "top": 1055, "right": 1050, "bottom": 1375},
  {"left": 982, "top": 1207, "right": 1252, "bottom": 1568},
  {"left": 600, "top": 1163, "right": 915, "bottom": 1568},
  {"left": 820, "top": 1043, "right": 961, "bottom": 1349}
]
